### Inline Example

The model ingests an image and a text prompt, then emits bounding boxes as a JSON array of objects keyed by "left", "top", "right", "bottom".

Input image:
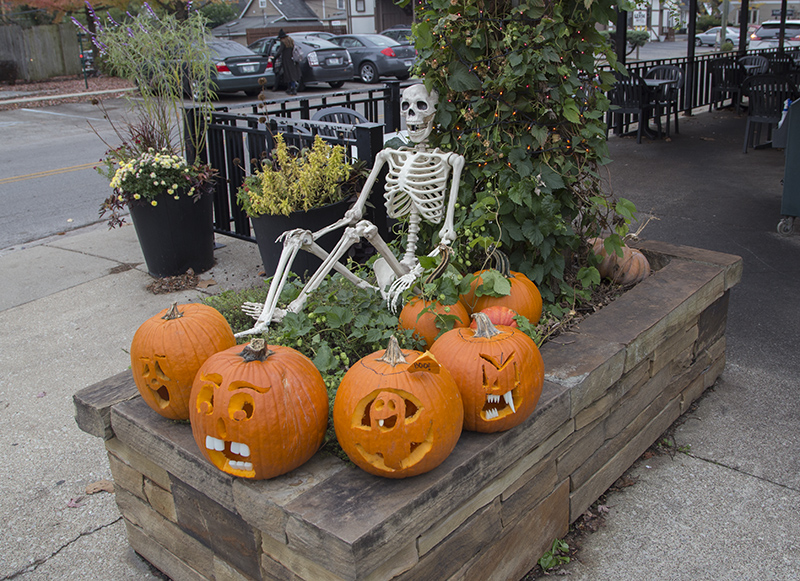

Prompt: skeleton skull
[{"left": 402, "top": 84, "right": 438, "bottom": 144}]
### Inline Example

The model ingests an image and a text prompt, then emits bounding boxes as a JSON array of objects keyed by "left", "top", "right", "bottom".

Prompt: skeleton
[{"left": 238, "top": 84, "right": 465, "bottom": 337}]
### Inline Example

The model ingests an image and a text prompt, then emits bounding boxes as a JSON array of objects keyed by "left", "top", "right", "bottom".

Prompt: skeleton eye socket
[
  {"left": 417, "top": 101, "right": 428, "bottom": 111},
  {"left": 401, "top": 102, "right": 410, "bottom": 111}
]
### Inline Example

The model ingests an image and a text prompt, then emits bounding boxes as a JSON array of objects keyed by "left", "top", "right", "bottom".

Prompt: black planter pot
[
  {"left": 129, "top": 192, "right": 215, "bottom": 278},
  {"left": 251, "top": 199, "right": 352, "bottom": 280}
]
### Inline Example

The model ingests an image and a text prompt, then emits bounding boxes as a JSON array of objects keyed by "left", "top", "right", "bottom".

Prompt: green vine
[{"left": 408, "top": 0, "right": 634, "bottom": 308}]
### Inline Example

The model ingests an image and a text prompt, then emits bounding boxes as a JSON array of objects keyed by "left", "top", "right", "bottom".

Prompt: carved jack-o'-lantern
[
  {"left": 431, "top": 313, "right": 544, "bottom": 433},
  {"left": 189, "top": 339, "right": 328, "bottom": 480},
  {"left": 333, "top": 336, "right": 463, "bottom": 478},
  {"left": 130, "top": 302, "right": 236, "bottom": 420}
]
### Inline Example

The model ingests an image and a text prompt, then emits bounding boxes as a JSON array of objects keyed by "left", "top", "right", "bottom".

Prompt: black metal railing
[{"left": 185, "top": 107, "right": 387, "bottom": 242}]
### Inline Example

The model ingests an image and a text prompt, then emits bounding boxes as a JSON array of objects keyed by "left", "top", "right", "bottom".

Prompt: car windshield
[
  {"left": 363, "top": 34, "right": 399, "bottom": 47},
  {"left": 208, "top": 41, "right": 257, "bottom": 58},
  {"left": 291, "top": 36, "right": 340, "bottom": 49},
  {"left": 756, "top": 23, "right": 800, "bottom": 39}
]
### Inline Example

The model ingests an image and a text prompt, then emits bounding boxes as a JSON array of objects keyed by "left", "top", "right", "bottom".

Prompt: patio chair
[
  {"left": 709, "top": 57, "right": 747, "bottom": 114},
  {"left": 645, "top": 65, "right": 684, "bottom": 137},
  {"left": 311, "top": 106, "right": 369, "bottom": 140},
  {"left": 606, "top": 72, "right": 659, "bottom": 144},
  {"left": 740, "top": 74, "right": 799, "bottom": 153},
  {"left": 738, "top": 54, "right": 769, "bottom": 75},
  {"left": 768, "top": 54, "right": 796, "bottom": 75}
]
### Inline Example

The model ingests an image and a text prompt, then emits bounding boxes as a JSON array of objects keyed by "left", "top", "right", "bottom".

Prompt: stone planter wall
[{"left": 74, "top": 240, "right": 742, "bottom": 581}]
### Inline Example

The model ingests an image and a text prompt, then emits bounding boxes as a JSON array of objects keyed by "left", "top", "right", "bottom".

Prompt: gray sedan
[{"left": 330, "top": 34, "right": 416, "bottom": 83}]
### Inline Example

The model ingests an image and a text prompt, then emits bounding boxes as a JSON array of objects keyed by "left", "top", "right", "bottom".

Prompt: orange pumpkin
[
  {"left": 130, "top": 302, "right": 236, "bottom": 421},
  {"left": 469, "top": 306, "right": 519, "bottom": 329},
  {"left": 430, "top": 313, "right": 544, "bottom": 433},
  {"left": 333, "top": 336, "right": 463, "bottom": 478},
  {"left": 399, "top": 296, "right": 470, "bottom": 349},
  {"left": 189, "top": 339, "right": 328, "bottom": 480},
  {"left": 461, "top": 251, "right": 542, "bottom": 324},
  {"left": 590, "top": 238, "right": 651, "bottom": 285}
]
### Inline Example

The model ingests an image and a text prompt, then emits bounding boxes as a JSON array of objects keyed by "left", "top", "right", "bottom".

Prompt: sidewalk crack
[
  {"left": 685, "top": 451, "right": 800, "bottom": 493},
  {"left": 1, "top": 516, "right": 123, "bottom": 580}
]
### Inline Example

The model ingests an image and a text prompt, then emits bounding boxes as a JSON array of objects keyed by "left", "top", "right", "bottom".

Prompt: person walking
[{"left": 277, "top": 29, "right": 301, "bottom": 95}]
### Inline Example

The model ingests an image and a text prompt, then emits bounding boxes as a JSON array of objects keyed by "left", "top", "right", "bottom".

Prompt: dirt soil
[{"left": 0, "top": 74, "right": 136, "bottom": 111}]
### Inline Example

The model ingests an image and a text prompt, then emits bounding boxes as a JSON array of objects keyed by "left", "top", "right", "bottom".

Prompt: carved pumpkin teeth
[
  {"left": 205, "top": 436, "right": 250, "bottom": 458},
  {"left": 504, "top": 391, "right": 516, "bottom": 413},
  {"left": 378, "top": 419, "right": 384, "bottom": 427},
  {"left": 228, "top": 460, "right": 254, "bottom": 472},
  {"left": 231, "top": 441, "right": 251, "bottom": 457},
  {"left": 206, "top": 435, "right": 225, "bottom": 451}
]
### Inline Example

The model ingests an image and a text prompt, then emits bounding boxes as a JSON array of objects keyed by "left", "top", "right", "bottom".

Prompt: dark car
[
  {"left": 248, "top": 34, "right": 353, "bottom": 91},
  {"left": 380, "top": 26, "right": 413, "bottom": 44},
  {"left": 330, "top": 34, "right": 415, "bottom": 83},
  {"left": 206, "top": 39, "right": 271, "bottom": 97}
]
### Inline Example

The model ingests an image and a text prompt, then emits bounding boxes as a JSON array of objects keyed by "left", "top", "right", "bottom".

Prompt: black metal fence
[{"left": 184, "top": 92, "right": 393, "bottom": 242}]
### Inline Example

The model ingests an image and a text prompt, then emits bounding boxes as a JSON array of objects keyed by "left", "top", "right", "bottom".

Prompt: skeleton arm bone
[
  {"left": 437, "top": 152, "right": 465, "bottom": 245},
  {"left": 311, "top": 150, "right": 390, "bottom": 240}
]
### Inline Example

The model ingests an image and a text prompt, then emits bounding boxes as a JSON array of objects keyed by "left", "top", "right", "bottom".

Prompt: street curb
[{"left": 0, "top": 87, "right": 136, "bottom": 105}]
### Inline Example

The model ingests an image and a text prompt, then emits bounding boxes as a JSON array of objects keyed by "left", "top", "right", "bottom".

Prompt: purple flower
[{"left": 71, "top": 17, "right": 90, "bottom": 34}]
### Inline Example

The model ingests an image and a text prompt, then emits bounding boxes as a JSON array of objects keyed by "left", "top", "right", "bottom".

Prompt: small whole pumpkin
[
  {"left": 130, "top": 302, "right": 236, "bottom": 421},
  {"left": 333, "top": 336, "right": 463, "bottom": 478},
  {"left": 590, "top": 238, "right": 651, "bottom": 285},
  {"left": 430, "top": 312, "right": 544, "bottom": 433},
  {"left": 189, "top": 339, "right": 328, "bottom": 480},
  {"left": 469, "top": 306, "right": 519, "bottom": 329},
  {"left": 399, "top": 296, "right": 470, "bottom": 349},
  {"left": 461, "top": 250, "right": 543, "bottom": 324}
]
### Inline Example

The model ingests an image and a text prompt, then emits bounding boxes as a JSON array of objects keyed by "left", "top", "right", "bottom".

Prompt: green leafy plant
[
  {"left": 237, "top": 134, "right": 367, "bottom": 217},
  {"left": 538, "top": 538, "right": 571, "bottom": 571},
  {"left": 408, "top": 0, "right": 636, "bottom": 311}
]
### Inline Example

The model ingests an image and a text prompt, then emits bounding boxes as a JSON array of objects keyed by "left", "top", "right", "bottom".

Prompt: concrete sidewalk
[{"left": 1, "top": 106, "right": 799, "bottom": 580}]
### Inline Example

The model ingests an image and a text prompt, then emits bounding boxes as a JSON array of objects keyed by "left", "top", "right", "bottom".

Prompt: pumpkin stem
[
  {"left": 471, "top": 312, "right": 504, "bottom": 339},
  {"left": 424, "top": 245, "right": 451, "bottom": 284},
  {"left": 162, "top": 302, "right": 184, "bottom": 320},
  {"left": 377, "top": 336, "right": 409, "bottom": 367},
  {"left": 487, "top": 247, "right": 511, "bottom": 278},
  {"left": 239, "top": 338, "right": 274, "bottom": 362}
]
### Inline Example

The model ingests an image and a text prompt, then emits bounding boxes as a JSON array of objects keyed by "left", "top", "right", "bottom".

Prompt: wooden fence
[{"left": 0, "top": 23, "right": 81, "bottom": 82}]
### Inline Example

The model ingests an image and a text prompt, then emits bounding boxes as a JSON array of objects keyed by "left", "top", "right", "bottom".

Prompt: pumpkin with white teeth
[
  {"left": 430, "top": 312, "right": 544, "bottom": 433},
  {"left": 189, "top": 339, "right": 328, "bottom": 480}
]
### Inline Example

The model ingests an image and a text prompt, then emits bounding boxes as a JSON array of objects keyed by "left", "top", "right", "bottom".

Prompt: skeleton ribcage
[{"left": 384, "top": 149, "right": 450, "bottom": 223}]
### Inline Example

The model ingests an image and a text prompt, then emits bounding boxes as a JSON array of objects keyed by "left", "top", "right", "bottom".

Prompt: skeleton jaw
[{"left": 407, "top": 117, "right": 434, "bottom": 144}]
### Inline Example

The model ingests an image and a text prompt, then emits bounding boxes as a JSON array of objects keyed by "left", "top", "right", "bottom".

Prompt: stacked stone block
[{"left": 75, "top": 240, "right": 741, "bottom": 581}]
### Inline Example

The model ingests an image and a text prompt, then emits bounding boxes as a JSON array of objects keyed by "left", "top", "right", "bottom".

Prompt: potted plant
[
  {"left": 77, "top": 3, "right": 218, "bottom": 278},
  {"left": 236, "top": 133, "right": 367, "bottom": 278}
]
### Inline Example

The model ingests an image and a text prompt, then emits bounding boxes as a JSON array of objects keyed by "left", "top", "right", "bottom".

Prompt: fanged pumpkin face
[
  {"left": 351, "top": 389, "right": 434, "bottom": 472},
  {"left": 194, "top": 373, "right": 266, "bottom": 478},
  {"left": 479, "top": 351, "right": 520, "bottom": 422}
]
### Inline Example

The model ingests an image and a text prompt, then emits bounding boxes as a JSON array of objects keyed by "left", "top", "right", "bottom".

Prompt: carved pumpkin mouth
[
  {"left": 150, "top": 384, "right": 170, "bottom": 408},
  {"left": 204, "top": 436, "right": 255, "bottom": 476},
  {"left": 354, "top": 423, "right": 434, "bottom": 472},
  {"left": 481, "top": 389, "right": 518, "bottom": 421}
]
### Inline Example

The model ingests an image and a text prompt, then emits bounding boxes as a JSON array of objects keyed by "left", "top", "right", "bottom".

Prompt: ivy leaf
[
  {"left": 312, "top": 342, "right": 336, "bottom": 373},
  {"left": 324, "top": 306, "right": 353, "bottom": 329},
  {"left": 562, "top": 98, "right": 581, "bottom": 124},
  {"left": 509, "top": 147, "right": 533, "bottom": 177},
  {"left": 447, "top": 61, "right": 482, "bottom": 92},
  {"left": 475, "top": 270, "right": 511, "bottom": 297}
]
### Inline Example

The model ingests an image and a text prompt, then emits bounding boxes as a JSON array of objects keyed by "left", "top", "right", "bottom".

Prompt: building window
[
  {"left": 337, "top": 0, "right": 345, "bottom": 9},
  {"left": 355, "top": 0, "right": 365, "bottom": 12}
]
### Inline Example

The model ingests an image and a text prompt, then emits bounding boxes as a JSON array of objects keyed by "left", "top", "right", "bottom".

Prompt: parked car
[
  {"left": 380, "top": 25, "right": 413, "bottom": 44},
  {"left": 330, "top": 34, "right": 415, "bottom": 83},
  {"left": 204, "top": 39, "right": 272, "bottom": 97},
  {"left": 694, "top": 26, "right": 742, "bottom": 47},
  {"left": 248, "top": 34, "right": 353, "bottom": 91},
  {"left": 749, "top": 20, "right": 800, "bottom": 50}
]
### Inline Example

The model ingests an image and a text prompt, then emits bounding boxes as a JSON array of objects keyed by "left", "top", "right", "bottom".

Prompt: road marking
[
  {"left": 0, "top": 162, "right": 99, "bottom": 184},
  {"left": 20, "top": 108, "right": 105, "bottom": 121}
]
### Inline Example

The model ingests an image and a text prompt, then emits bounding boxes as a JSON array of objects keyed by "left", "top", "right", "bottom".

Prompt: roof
[
  {"left": 211, "top": 15, "right": 322, "bottom": 39},
  {"left": 270, "top": 0, "right": 319, "bottom": 21}
]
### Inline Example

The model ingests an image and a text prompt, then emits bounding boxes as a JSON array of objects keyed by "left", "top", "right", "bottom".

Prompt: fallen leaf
[
  {"left": 196, "top": 278, "right": 217, "bottom": 289},
  {"left": 700, "top": 136, "right": 715, "bottom": 141},
  {"left": 596, "top": 504, "right": 610, "bottom": 514},
  {"left": 85, "top": 480, "right": 115, "bottom": 495},
  {"left": 36, "top": 391, "right": 47, "bottom": 398},
  {"left": 67, "top": 497, "right": 84, "bottom": 508}
]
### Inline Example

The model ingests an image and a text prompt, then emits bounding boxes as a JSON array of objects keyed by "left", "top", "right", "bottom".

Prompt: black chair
[
  {"left": 645, "top": 65, "right": 684, "bottom": 137},
  {"left": 607, "top": 72, "right": 659, "bottom": 144},
  {"left": 738, "top": 55, "right": 769, "bottom": 75},
  {"left": 740, "top": 74, "right": 799, "bottom": 153},
  {"left": 768, "top": 54, "right": 796, "bottom": 75},
  {"left": 709, "top": 57, "right": 747, "bottom": 114}
]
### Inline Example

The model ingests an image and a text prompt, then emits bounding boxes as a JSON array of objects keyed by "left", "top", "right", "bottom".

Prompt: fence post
[
  {"left": 383, "top": 81, "right": 401, "bottom": 133},
  {"left": 356, "top": 123, "right": 390, "bottom": 240}
]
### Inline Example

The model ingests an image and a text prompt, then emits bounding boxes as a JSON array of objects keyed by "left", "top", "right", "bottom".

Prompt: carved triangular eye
[{"left": 479, "top": 352, "right": 515, "bottom": 371}]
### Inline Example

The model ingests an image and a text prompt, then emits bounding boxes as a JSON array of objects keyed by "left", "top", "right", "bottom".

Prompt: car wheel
[
  {"left": 695, "top": 37, "right": 702, "bottom": 47},
  {"left": 396, "top": 73, "right": 410, "bottom": 81},
  {"left": 297, "top": 79, "right": 306, "bottom": 92},
  {"left": 244, "top": 88, "right": 261, "bottom": 97},
  {"left": 328, "top": 81, "right": 345, "bottom": 89},
  {"left": 359, "top": 62, "right": 378, "bottom": 84}
]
